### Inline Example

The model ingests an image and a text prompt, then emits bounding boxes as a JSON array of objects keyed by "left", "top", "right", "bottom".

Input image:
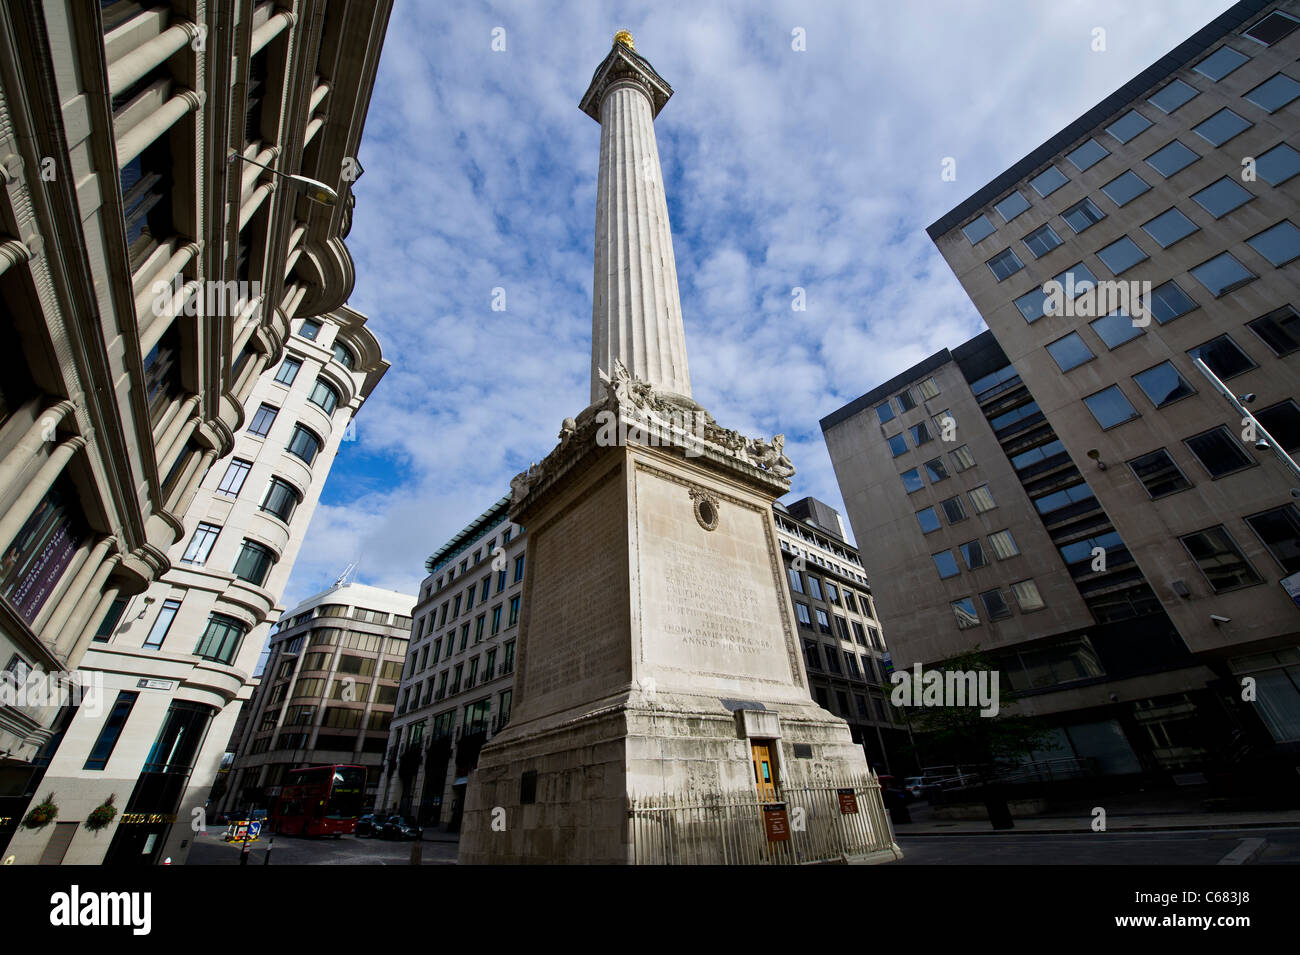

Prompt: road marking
[{"left": 1216, "top": 837, "right": 1267, "bottom": 865}]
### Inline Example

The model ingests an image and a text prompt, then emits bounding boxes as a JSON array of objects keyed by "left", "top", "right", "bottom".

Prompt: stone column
[
  {"left": 584, "top": 41, "right": 691, "bottom": 404},
  {"left": 60, "top": 576, "right": 122, "bottom": 663},
  {"left": 0, "top": 399, "right": 74, "bottom": 502},
  {"left": 38, "top": 535, "right": 115, "bottom": 644},
  {"left": 0, "top": 435, "right": 86, "bottom": 551}
]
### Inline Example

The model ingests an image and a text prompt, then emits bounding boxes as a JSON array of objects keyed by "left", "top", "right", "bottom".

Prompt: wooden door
[{"left": 751, "top": 741, "right": 778, "bottom": 801}]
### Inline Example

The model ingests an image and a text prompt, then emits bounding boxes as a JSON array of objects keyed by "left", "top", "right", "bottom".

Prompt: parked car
[
  {"left": 903, "top": 776, "right": 930, "bottom": 801},
  {"left": 380, "top": 815, "right": 423, "bottom": 840},
  {"left": 355, "top": 813, "right": 381, "bottom": 838}
]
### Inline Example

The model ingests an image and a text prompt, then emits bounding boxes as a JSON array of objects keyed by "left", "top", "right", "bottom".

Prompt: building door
[
  {"left": 38, "top": 822, "right": 78, "bottom": 865},
  {"left": 751, "top": 741, "right": 778, "bottom": 801}
]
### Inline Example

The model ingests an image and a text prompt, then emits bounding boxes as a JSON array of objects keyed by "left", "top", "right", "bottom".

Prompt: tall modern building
[
  {"left": 216, "top": 582, "right": 413, "bottom": 817},
  {"left": 0, "top": 0, "right": 393, "bottom": 863},
  {"left": 825, "top": 0, "right": 1300, "bottom": 787},
  {"left": 375, "top": 499, "right": 524, "bottom": 829}
]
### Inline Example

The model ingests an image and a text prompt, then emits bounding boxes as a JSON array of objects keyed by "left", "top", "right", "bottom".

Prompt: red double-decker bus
[{"left": 271, "top": 764, "right": 367, "bottom": 837}]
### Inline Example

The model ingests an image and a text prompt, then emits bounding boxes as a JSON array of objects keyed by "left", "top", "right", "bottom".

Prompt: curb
[{"left": 897, "top": 820, "right": 1300, "bottom": 836}]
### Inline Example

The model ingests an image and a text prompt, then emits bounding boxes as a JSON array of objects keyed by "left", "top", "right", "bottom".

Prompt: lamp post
[
  {"left": 226, "top": 150, "right": 340, "bottom": 207},
  {"left": 1191, "top": 356, "right": 1300, "bottom": 483}
]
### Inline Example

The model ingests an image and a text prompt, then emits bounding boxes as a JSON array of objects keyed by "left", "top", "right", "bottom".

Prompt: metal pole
[{"left": 1192, "top": 356, "right": 1300, "bottom": 482}]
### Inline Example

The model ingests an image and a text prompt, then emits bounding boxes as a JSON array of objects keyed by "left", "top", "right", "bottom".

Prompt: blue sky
[{"left": 283, "top": 0, "right": 1237, "bottom": 607}]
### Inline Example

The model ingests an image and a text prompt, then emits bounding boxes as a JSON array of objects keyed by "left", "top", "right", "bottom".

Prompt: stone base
[{"left": 458, "top": 689, "right": 873, "bottom": 865}]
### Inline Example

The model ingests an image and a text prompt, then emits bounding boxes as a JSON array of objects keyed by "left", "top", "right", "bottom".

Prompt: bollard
[
  {"left": 409, "top": 841, "right": 422, "bottom": 865},
  {"left": 264, "top": 835, "right": 274, "bottom": 865}
]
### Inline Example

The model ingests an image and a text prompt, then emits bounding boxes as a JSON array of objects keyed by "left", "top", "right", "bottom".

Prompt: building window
[
  {"left": 195, "top": 613, "right": 248, "bottom": 665},
  {"left": 1192, "top": 108, "right": 1251, "bottom": 146},
  {"left": 299, "top": 319, "right": 322, "bottom": 340},
  {"left": 787, "top": 567, "right": 804, "bottom": 593},
  {"left": 968, "top": 485, "right": 996, "bottom": 513},
  {"left": 895, "top": 387, "right": 917, "bottom": 412},
  {"left": 918, "top": 377, "right": 940, "bottom": 400},
  {"left": 143, "top": 598, "right": 182, "bottom": 649},
  {"left": 979, "top": 589, "right": 1013, "bottom": 621},
  {"left": 959, "top": 539, "right": 987, "bottom": 570},
  {"left": 1257, "top": 400, "right": 1300, "bottom": 452},
  {"left": 92, "top": 597, "right": 129, "bottom": 643},
  {"left": 287, "top": 424, "right": 322, "bottom": 464},
  {"left": 260, "top": 477, "right": 300, "bottom": 522},
  {"left": 1101, "top": 169, "right": 1151, "bottom": 206},
  {"left": 1255, "top": 142, "right": 1300, "bottom": 185},
  {"left": 1194, "top": 44, "right": 1249, "bottom": 81},
  {"left": 1105, "top": 109, "right": 1152, "bottom": 143},
  {"left": 1191, "top": 177, "right": 1253, "bottom": 219},
  {"left": 887, "top": 433, "right": 907, "bottom": 457},
  {"left": 1188, "top": 335, "right": 1255, "bottom": 380},
  {"left": 508, "top": 595, "right": 520, "bottom": 627},
  {"left": 962, "top": 215, "right": 995, "bottom": 243},
  {"left": 308, "top": 378, "right": 341, "bottom": 415},
  {"left": 940, "top": 495, "right": 967, "bottom": 524},
  {"left": 826, "top": 582, "right": 840, "bottom": 604},
  {"left": 217, "top": 459, "right": 252, "bottom": 497},
  {"left": 1084, "top": 385, "right": 1140, "bottom": 429},
  {"left": 1047, "top": 332, "right": 1094, "bottom": 372},
  {"left": 1184, "top": 426, "right": 1254, "bottom": 478},
  {"left": 1142, "top": 207, "right": 1199, "bottom": 248},
  {"left": 916, "top": 507, "right": 941, "bottom": 534},
  {"left": 1244, "top": 72, "right": 1300, "bottom": 113},
  {"left": 908, "top": 421, "right": 932, "bottom": 446},
  {"left": 232, "top": 540, "right": 276, "bottom": 587},
  {"left": 1147, "top": 280, "right": 1198, "bottom": 324},
  {"left": 491, "top": 604, "right": 502, "bottom": 635},
  {"left": 1011, "top": 579, "right": 1044, "bottom": 612},
  {"left": 1089, "top": 310, "right": 1145, "bottom": 349},
  {"left": 932, "top": 550, "right": 960, "bottom": 579},
  {"left": 1029, "top": 166, "right": 1068, "bottom": 197},
  {"left": 807, "top": 576, "right": 823, "bottom": 601},
  {"left": 332, "top": 342, "right": 355, "bottom": 369},
  {"left": 1127, "top": 448, "right": 1192, "bottom": 498},
  {"left": 83, "top": 691, "right": 139, "bottom": 770},
  {"left": 986, "top": 248, "right": 1024, "bottom": 282},
  {"left": 1247, "top": 305, "right": 1300, "bottom": 356},
  {"left": 988, "top": 530, "right": 1019, "bottom": 560},
  {"left": 923, "top": 457, "right": 949, "bottom": 483},
  {"left": 1245, "top": 505, "right": 1300, "bottom": 574},
  {"left": 1179, "top": 526, "right": 1263, "bottom": 593},
  {"left": 182, "top": 522, "right": 221, "bottom": 565},
  {"left": 994, "top": 191, "right": 1030, "bottom": 222},
  {"left": 875, "top": 402, "right": 895, "bottom": 425},
  {"left": 475, "top": 614, "right": 486, "bottom": 642},
  {"left": 1097, "top": 235, "right": 1148, "bottom": 275},
  {"left": 1191, "top": 251, "right": 1256, "bottom": 297},
  {"left": 1246, "top": 220, "right": 1300, "bottom": 267},
  {"left": 1148, "top": 78, "right": 1197, "bottom": 113},
  {"left": 1061, "top": 197, "right": 1106, "bottom": 233},
  {"left": 1023, "top": 223, "right": 1063, "bottom": 258},
  {"left": 950, "top": 445, "right": 975, "bottom": 471},
  {"left": 901, "top": 468, "right": 924, "bottom": 493},
  {"left": 795, "top": 602, "right": 812, "bottom": 627},
  {"left": 815, "top": 609, "right": 832, "bottom": 634},
  {"left": 950, "top": 597, "right": 979, "bottom": 629},
  {"left": 1133, "top": 361, "right": 1195, "bottom": 409},
  {"left": 275, "top": 357, "right": 302, "bottom": 385},
  {"left": 1065, "top": 138, "right": 1109, "bottom": 171},
  {"left": 466, "top": 584, "right": 476, "bottom": 610},
  {"left": 248, "top": 403, "right": 278, "bottom": 437},
  {"left": 1146, "top": 140, "right": 1199, "bottom": 178},
  {"left": 513, "top": 553, "right": 525, "bottom": 582}
]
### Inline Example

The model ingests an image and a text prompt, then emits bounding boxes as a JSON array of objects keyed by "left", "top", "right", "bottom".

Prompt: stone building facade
[{"left": 0, "top": 0, "right": 392, "bottom": 863}]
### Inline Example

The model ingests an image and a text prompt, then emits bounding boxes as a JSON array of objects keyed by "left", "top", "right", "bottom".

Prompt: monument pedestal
[{"left": 459, "top": 386, "right": 895, "bottom": 864}]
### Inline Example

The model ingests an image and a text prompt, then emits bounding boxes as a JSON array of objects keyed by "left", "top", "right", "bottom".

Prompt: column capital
[{"left": 579, "top": 39, "right": 673, "bottom": 122}]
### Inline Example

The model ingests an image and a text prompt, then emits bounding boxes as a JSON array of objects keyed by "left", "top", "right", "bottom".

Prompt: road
[
  {"left": 896, "top": 826, "right": 1300, "bottom": 864},
  {"left": 185, "top": 827, "right": 459, "bottom": 865}
]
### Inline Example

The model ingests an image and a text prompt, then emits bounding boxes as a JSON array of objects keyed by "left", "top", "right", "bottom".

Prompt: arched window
[
  {"left": 332, "top": 342, "right": 355, "bottom": 369},
  {"left": 308, "top": 378, "right": 340, "bottom": 415},
  {"left": 287, "top": 424, "right": 322, "bottom": 465}
]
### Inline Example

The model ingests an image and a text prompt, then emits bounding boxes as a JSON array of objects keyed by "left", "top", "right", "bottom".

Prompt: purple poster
[{"left": 8, "top": 519, "right": 79, "bottom": 623}]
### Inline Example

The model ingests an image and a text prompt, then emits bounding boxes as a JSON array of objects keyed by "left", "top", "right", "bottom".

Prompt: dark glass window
[
  {"left": 1256, "top": 142, "right": 1300, "bottom": 185},
  {"left": 1189, "top": 252, "right": 1255, "bottom": 296},
  {"left": 194, "top": 614, "right": 247, "bottom": 665},
  {"left": 1180, "top": 526, "right": 1262, "bottom": 592},
  {"left": 1194, "top": 45, "right": 1248, "bottom": 81},
  {"left": 1145, "top": 140, "right": 1199, "bottom": 178},
  {"left": 232, "top": 540, "right": 276, "bottom": 586},
  {"left": 84, "top": 691, "right": 139, "bottom": 770},
  {"left": 1023, "top": 223, "right": 1063, "bottom": 258},
  {"left": 1148, "top": 79, "right": 1197, "bottom": 114},
  {"left": 1187, "top": 335, "right": 1255, "bottom": 379},
  {"left": 1133, "top": 361, "right": 1195, "bottom": 408},
  {"left": 1029, "top": 167, "right": 1068, "bottom": 197},
  {"left": 287, "top": 424, "right": 321, "bottom": 464},
  {"left": 1101, "top": 170, "right": 1150, "bottom": 206},
  {"left": 1090, "top": 311, "right": 1144, "bottom": 349},
  {"left": 260, "top": 477, "right": 299, "bottom": 522},
  {"left": 923, "top": 457, "right": 949, "bottom": 482},
  {"left": 274, "top": 357, "right": 301, "bottom": 385},
  {"left": 248, "top": 403, "right": 278, "bottom": 437},
  {"left": 960, "top": 539, "right": 987, "bottom": 570},
  {"left": 299, "top": 319, "right": 322, "bottom": 340},
  {"left": 994, "top": 192, "right": 1030, "bottom": 222},
  {"left": 1142, "top": 207, "right": 1198, "bottom": 248},
  {"left": 1245, "top": 505, "right": 1300, "bottom": 574},
  {"left": 1192, "top": 108, "right": 1251, "bottom": 146},
  {"left": 875, "top": 403, "right": 895, "bottom": 425},
  {"left": 916, "top": 507, "right": 941, "bottom": 534},
  {"left": 1148, "top": 281, "right": 1198, "bottom": 324},
  {"left": 1047, "top": 332, "right": 1094, "bottom": 371},
  {"left": 1244, "top": 73, "right": 1300, "bottom": 113},
  {"left": 1256, "top": 400, "right": 1300, "bottom": 452},
  {"left": 1191, "top": 177, "right": 1253, "bottom": 218},
  {"left": 217, "top": 459, "right": 252, "bottom": 497},
  {"left": 1184, "top": 426, "right": 1253, "bottom": 477},
  {"left": 1061, "top": 197, "right": 1105, "bottom": 233},
  {"left": 1097, "top": 235, "right": 1148, "bottom": 275},
  {"left": 1127, "top": 449, "right": 1192, "bottom": 498},
  {"left": 1065, "top": 139, "right": 1109, "bottom": 171},
  {"left": 901, "top": 468, "right": 924, "bottom": 493},
  {"left": 1084, "top": 386, "right": 1139, "bottom": 428},
  {"left": 332, "top": 342, "right": 355, "bottom": 369},
  {"left": 1246, "top": 220, "right": 1300, "bottom": 266},
  {"left": 144, "top": 598, "right": 181, "bottom": 649},
  {"left": 962, "top": 216, "right": 995, "bottom": 243},
  {"left": 1106, "top": 109, "right": 1152, "bottom": 143},
  {"left": 308, "top": 378, "right": 341, "bottom": 414},
  {"left": 940, "top": 496, "right": 967, "bottom": 524},
  {"left": 980, "top": 589, "right": 1013, "bottom": 621},
  {"left": 986, "top": 248, "right": 1024, "bottom": 282},
  {"left": 1247, "top": 305, "right": 1300, "bottom": 355},
  {"left": 932, "top": 551, "right": 960, "bottom": 579},
  {"left": 887, "top": 433, "right": 907, "bottom": 457}
]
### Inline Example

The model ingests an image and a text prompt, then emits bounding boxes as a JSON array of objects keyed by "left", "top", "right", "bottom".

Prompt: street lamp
[
  {"left": 227, "top": 150, "right": 339, "bottom": 207},
  {"left": 1191, "top": 356, "right": 1300, "bottom": 484}
]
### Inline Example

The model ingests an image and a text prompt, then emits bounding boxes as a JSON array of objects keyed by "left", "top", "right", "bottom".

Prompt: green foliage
[{"left": 22, "top": 792, "right": 58, "bottom": 829}]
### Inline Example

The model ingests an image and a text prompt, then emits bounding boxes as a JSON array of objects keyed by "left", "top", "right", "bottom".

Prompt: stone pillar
[
  {"left": 584, "top": 43, "right": 691, "bottom": 404},
  {"left": 0, "top": 435, "right": 86, "bottom": 551},
  {"left": 38, "top": 535, "right": 115, "bottom": 644},
  {"left": 60, "top": 577, "right": 122, "bottom": 663},
  {"left": 0, "top": 399, "right": 74, "bottom": 502},
  {"left": 168, "top": 446, "right": 218, "bottom": 516},
  {"left": 116, "top": 88, "right": 204, "bottom": 169}
]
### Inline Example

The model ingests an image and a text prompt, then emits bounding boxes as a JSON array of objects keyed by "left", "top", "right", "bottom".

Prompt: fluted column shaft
[{"left": 590, "top": 78, "right": 691, "bottom": 404}]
